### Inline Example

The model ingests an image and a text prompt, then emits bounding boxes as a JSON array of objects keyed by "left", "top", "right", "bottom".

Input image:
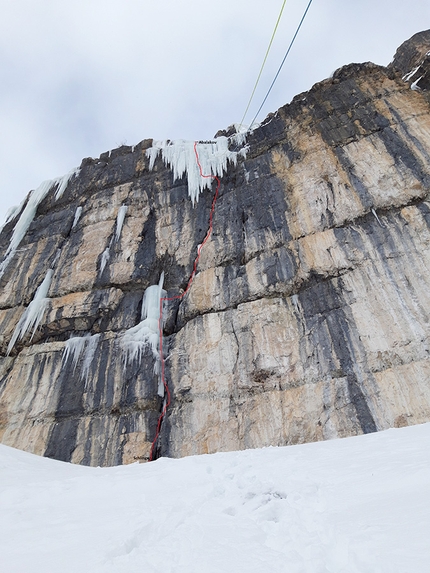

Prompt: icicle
[
  {"left": 3, "top": 203, "right": 22, "bottom": 225},
  {"left": 115, "top": 205, "right": 128, "bottom": 242},
  {"left": 0, "top": 181, "right": 54, "bottom": 279},
  {"left": 122, "top": 273, "right": 166, "bottom": 377},
  {"left": 62, "top": 334, "right": 91, "bottom": 371},
  {"left": 72, "top": 206, "right": 83, "bottom": 229},
  {"left": 100, "top": 248, "right": 110, "bottom": 274},
  {"left": 52, "top": 249, "right": 62, "bottom": 267},
  {"left": 62, "top": 333, "right": 100, "bottom": 382},
  {"left": 0, "top": 197, "right": 27, "bottom": 236},
  {"left": 54, "top": 167, "right": 80, "bottom": 200},
  {"left": 7, "top": 270, "right": 53, "bottom": 355},
  {"left": 0, "top": 168, "right": 79, "bottom": 280},
  {"left": 146, "top": 135, "right": 247, "bottom": 206},
  {"left": 81, "top": 334, "right": 100, "bottom": 382},
  {"left": 371, "top": 208, "right": 384, "bottom": 228},
  {"left": 141, "top": 272, "right": 165, "bottom": 321},
  {"left": 411, "top": 76, "right": 423, "bottom": 91}
]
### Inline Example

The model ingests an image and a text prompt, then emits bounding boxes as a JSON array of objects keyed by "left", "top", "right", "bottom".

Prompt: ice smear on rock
[
  {"left": 7, "top": 270, "right": 53, "bottom": 355},
  {"left": 146, "top": 136, "right": 247, "bottom": 205},
  {"left": 115, "top": 205, "right": 128, "bottom": 242},
  {"left": 122, "top": 273, "right": 166, "bottom": 381},
  {"left": 0, "top": 168, "right": 79, "bottom": 280}
]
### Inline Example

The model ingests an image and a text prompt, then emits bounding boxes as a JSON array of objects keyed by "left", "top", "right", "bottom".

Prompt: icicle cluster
[
  {"left": 0, "top": 168, "right": 79, "bottom": 280},
  {"left": 146, "top": 135, "right": 248, "bottom": 205},
  {"left": 62, "top": 334, "right": 101, "bottom": 383},
  {"left": 229, "top": 123, "right": 250, "bottom": 147},
  {"left": 3, "top": 168, "right": 80, "bottom": 353},
  {"left": 7, "top": 270, "right": 53, "bottom": 355},
  {"left": 121, "top": 273, "right": 166, "bottom": 386},
  {"left": 62, "top": 335, "right": 90, "bottom": 371}
]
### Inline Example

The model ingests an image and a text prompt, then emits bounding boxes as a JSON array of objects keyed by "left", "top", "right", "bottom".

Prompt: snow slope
[{"left": 1, "top": 423, "right": 430, "bottom": 573}]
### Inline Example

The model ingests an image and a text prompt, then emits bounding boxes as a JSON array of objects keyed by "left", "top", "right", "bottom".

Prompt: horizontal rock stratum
[{"left": 1, "top": 31, "right": 430, "bottom": 466}]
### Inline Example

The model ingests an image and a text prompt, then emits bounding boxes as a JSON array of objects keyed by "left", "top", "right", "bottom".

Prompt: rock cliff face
[{"left": 1, "top": 32, "right": 430, "bottom": 466}]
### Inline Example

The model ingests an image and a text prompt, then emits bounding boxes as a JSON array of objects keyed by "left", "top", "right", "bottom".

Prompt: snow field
[{"left": 1, "top": 423, "right": 430, "bottom": 573}]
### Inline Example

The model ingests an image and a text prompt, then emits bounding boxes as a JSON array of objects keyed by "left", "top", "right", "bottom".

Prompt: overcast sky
[{"left": 0, "top": 0, "right": 429, "bottom": 224}]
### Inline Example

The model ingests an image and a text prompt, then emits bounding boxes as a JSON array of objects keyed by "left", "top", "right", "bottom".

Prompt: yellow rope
[
  {"left": 249, "top": 0, "right": 313, "bottom": 129},
  {"left": 238, "top": 0, "right": 287, "bottom": 130}
]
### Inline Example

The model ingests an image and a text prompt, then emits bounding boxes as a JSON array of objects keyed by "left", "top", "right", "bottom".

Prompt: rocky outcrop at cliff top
[
  {"left": 389, "top": 29, "right": 430, "bottom": 92},
  {"left": 1, "top": 31, "right": 430, "bottom": 466}
]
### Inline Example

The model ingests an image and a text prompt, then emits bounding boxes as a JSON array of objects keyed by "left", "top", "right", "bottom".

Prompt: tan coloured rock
[{"left": 1, "top": 32, "right": 430, "bottom": 466}]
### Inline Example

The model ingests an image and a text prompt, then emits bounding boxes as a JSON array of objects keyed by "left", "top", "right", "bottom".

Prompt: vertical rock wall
[{"left": 1, "top": 33, "right": 430, "bottom": 465}]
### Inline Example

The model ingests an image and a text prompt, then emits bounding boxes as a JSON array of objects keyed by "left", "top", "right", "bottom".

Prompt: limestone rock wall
[{"left": 1, "top": 33, "right": 430, "bottom": 465}]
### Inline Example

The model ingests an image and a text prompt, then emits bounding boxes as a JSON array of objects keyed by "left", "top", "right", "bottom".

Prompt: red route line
[{"left": 149, "top": 141, "right": 221, "bottom": 461}]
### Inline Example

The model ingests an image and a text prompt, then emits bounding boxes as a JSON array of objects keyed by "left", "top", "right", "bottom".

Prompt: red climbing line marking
[{"left": 149, "top": 142, "right": 221, "bottom": 461}]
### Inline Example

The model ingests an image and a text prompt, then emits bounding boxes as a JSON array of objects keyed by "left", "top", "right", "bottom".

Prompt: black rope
[{"left": 249, "top": 0, "right": 314, "bottom": 130}]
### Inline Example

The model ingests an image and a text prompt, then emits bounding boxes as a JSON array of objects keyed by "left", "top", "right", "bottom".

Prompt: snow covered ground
[{"left": 1, "top": 423, "right": 429, "bottom": 573}]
